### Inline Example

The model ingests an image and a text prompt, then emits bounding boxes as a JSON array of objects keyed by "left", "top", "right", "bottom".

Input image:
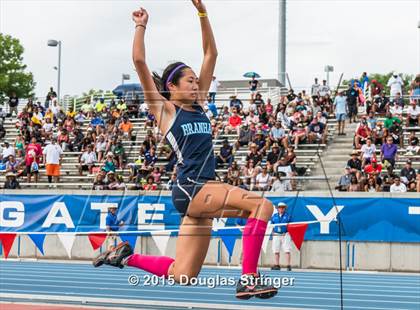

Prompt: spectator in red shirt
[
  {"left": 364, "top": 157, "right": 382, "bottom": 178},
  {"left": 25, "top": 137, "right": 42, "bottom": 183},
  {"left": 355, "top": 119, "right": 371, "bottom": 149},
  {"left": 225, "top": 108, "right": 242, "bottom": 135}
]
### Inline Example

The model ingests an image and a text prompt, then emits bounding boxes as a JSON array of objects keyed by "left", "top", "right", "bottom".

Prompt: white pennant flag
[
  {"left": 150, "top": 231, "right": 171, "bottom": 255},
  {"left": 57, "top": 233, "right": 76, "bottom": 258},
  {"left": 262, "top": 225, "right": 274, "bottom": 253}
]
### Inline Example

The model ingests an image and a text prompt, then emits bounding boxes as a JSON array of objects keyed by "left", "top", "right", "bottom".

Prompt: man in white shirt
[
  {"left": 78, "top": 144, "right": 97, "bottom": 175},
  {"left": 406, "top": 101, "right": 420, "bottom": 127},
  {"left": 311, "top": 78, "right": 320, "bottom": 98},
  {"left": 318, "top": 80, "right": 330, "bottom": 97},
  {"left": 390, "top": 176, "right": 407, "bottom": 193},
  {"left": 208, "top": 76, "right": 220, "bottom": 103},
  {"left": 387, "top": 72, "right": 404, "bottom": 99},
  {"left": 2, "top": 142, "right": 15, "bottom": 163},
  {"left": 43, "top": 138, "right": 63, "bottom": 183}
]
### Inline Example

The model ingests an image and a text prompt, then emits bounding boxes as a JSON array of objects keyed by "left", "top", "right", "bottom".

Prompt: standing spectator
[
  {"left": 78, "top": 145, "right": 97, "bottom": 175},
  {"left": 370, "top": 80, "right": 383, "bottom": 98},
  {"left": 360, "top": 72, "right": 369, "bottom": 92},
  {"left": 25, "top": 137, "right": 42, "bottom": 183},
  {"left": 249, "top": 76, "right": 260, "bottom": 100},
  {"left": 390, "top": 176, "right": 406, "bottom": 193},
  {"left": 311, "top": 78, "right": 320, "bottom": 99},
  {"left": 208, "top": 76, "right": 220, "bottom": 103},
  {"left": 271, "top": 202, "right": 292, "bottom": 271},
  {"left": 318, "top": 80, "right": 330, "bottom": 97},
  {"left": 346, "top": 84, "right": 359, "bottom": 123},
  {"left": 400, "top": 160, "right": 416, "bottom": 191},
  {"left": 387, "top": 72, "right": 404, "bottom": 99},
  {"left": 105, "top": 206, "right": 124, "bottom": 250},
  {"left": 380, "top": 136, "right": 398, "bottom": 168},
  {"left": 333, "top": 91, "right": 348, "bottom": 135},
  {"left": 43, "top": 138, "right": 63, "bottom": 184},
  {"left": 8, "top": 92, "right": 19, "bottom": 117}
]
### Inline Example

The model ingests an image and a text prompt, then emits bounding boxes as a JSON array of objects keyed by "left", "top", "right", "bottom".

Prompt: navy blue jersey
[{"left": 165, "top": 104, "right": 215, "bottom": 183}]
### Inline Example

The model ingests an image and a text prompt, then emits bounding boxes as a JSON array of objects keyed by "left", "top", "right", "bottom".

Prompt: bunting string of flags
[{"left": 0, "top": 220, "right": 318, "bottom": 259}]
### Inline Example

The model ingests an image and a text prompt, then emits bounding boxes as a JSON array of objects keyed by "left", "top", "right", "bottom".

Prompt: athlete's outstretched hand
[
  {"left": 132, "top": 7, "right": 149, "bottom": 26},
  {"left": 191, "top": 0, "right": 207, "bottom": 13}
]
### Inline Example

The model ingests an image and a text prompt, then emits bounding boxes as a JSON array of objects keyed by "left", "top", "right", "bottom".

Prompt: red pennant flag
[
  {"left": 287, "top": 223, "right": 308, "bottom": 250},
  {"left": 0, "top": 233, "right": 17, "bottom": 259},
  {"left": 88, "top": 233, "right": 107, "bottom": 251}
]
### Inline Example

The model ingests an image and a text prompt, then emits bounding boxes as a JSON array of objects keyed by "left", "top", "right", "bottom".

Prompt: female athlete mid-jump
[{"left": 94, "top": 0, "right": 277, "bottom": 299}]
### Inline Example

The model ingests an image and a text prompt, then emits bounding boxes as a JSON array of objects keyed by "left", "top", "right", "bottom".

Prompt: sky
[{"left": 1, "top": 0, "right": 419, "bottom": 99}]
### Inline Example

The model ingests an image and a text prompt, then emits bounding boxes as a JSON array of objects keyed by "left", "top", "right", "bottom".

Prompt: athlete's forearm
[
  {"left": 132, "top": 26, "right": 147, "bottom": 65},
  {"left": 199, "top": 13, "right": 218, "bottom": 57}
]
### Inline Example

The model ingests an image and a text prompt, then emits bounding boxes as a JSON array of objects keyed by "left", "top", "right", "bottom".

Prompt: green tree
[{"left": 0, "top": 33, "right": 36, "bottom": 103}]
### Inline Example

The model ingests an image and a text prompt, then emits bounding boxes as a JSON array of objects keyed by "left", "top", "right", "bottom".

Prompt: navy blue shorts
[{"left": 171, "top": 178, "right": 209, "bottom": 217}]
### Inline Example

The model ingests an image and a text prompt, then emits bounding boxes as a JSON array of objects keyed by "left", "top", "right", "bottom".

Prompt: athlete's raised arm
[
  {"left": 132, "top": 7, "right": 167, "bottom": 121},
  {"left": 191, "top": 0, "right": 218, "bottom": 106}
]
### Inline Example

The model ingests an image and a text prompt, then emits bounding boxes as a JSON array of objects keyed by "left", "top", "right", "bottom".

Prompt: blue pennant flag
[
  {"left": 218, "top": 229, "right": 241, "bottom": 258},
  {"left": 29, "top": 234, "right": 46, "bottom": 255},
  {"left": 120, "top": 234, "right": 138, "bottom": 250}
]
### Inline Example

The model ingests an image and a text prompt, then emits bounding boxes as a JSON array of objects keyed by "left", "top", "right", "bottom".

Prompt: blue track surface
[{"left": 0, "top": 261, "right": 419, "bottom": 310}]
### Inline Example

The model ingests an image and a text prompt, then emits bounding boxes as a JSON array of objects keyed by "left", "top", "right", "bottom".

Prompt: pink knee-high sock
[
  {"left": 126, "top": 254, "right": 174, "bottom": 278},
  {"left": 242, "top": 218, "right": 268, "bottom": 275}
]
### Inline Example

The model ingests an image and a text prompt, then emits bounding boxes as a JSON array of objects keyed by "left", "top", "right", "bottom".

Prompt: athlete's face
[{"left": 169, "top": 68, "right": 199, "bottom": 103}]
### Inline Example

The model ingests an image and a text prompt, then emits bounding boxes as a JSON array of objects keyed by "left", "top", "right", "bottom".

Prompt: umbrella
[{"left": 243, "top": 72, "right": 261, "bottom": 78}]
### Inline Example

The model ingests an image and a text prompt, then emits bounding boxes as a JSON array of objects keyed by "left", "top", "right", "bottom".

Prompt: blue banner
[{"left": 0, "top": 194, "right": 419, "bottom": 243}]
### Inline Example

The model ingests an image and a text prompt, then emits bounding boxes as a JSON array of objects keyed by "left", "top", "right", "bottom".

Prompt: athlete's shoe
[
  {"left": 236, "top": 273, "right": 278, "bottom": 300},
  {"left": 93, "top": 242, "right": 133, "bottom": 269}
]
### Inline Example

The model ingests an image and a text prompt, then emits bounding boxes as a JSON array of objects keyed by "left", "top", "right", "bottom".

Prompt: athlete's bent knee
[{"left": 257, "top": 198, "right": 274, "bottom": 221}]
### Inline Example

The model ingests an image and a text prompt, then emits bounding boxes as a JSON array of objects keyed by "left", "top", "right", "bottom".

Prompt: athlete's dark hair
[{"left": 152, "top": 62, "right": 191, "bottom": 100}]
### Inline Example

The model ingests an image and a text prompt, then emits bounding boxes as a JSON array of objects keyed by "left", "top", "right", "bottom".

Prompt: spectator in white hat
[{"left": 387, "top": 72, "right": 404, "bottom": 99}]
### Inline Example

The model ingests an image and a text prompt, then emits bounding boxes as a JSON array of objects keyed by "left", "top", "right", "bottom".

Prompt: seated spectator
[
  {"left": 266, "top": 143, "right": 284, "bottom": 173},
  {"left": 348, "top": 175, "right": 360, "bottom": 192},
  {"left": 390, "top": 176, "right": 406, "bottom": 193},
  {"left": 307, "top": 117, "right": 326, "bottom": 144},
  {"left": 57, "top": 128, "right": 70, "bottom": 151},
  {"left": 95, "top": 135, "right": 107, "bottom": 162},
  {"left": 406, "top": 131, "right": 420, "bottom": 155},
  {"left": 102, "top": 152, "right": 117, "bottom": 173},
  {"left": 406, "top": 101, "right": 420, "bottom": 127},
  {"left": 381, "top": 166, "right": 396, "bottom": 192},
  {"left": 216, "top": 139, "right": 233, "bottom": 168},
  {"left": 372, "top": 122, "right": 386, "bottom": 146},
  {"left": 227, "top": 161, "right": 240, "bottom": 185},
  {"left": 270, "top": 121, "right": 288, "bottom": 149},
  {"left": 246, "top": 143, "right": 262, "bottom": 167},
  {"left": 253, "top": 130, "right": 268, "bottom": 154},
  {"left": 289, "top": 123, "right": 306, "bottom": 149},
  {"left": 70, "top": 128, "right": 85, "bottom": 152},
  {"left": 2, "top": 141, "right": 15, "bottom": 163},
  {"left": 0, "top": 121, "right": 5, "bottom": 140},
  {"left": 235, "top": 124, "right": 253, "bottom": 150},
  {"left": 383, "top": 112, "right": 401, "bottom": 130},
  {"left": 143, "top": 176, "right": 157, "bottom": 191},
  {"left": 106, "top": 171, "right": 120, "bottom": 190},
  {"left": 387, "top": 118, "right": 403, "bottom": 147},
  {"left": 380, "top": 137, "right": 398, "bottom": 168},
  {"left": 150, "top": 167, "right": 162, "bottom": 184},
  {"left": 119, "top": 116, "right": 134, "bottom": 140},
  {"left": 3, "top": 172, "right": 20, "bottom": 189},
  {"left": 354, "top": 119, "right": 370, "bottom": 149},
  {"left": 366, "top": 111, "right": 377, "bottom": 131},
  {"left": 270, "top": 174, "right": 292, "bottom": 192},
  {"left": 41, "top": 117, "right": 54, "bottom": 139},
  {"left": 360, "top": 138, "right": 376, "bottom": 167},
  {"left": 63, "top": 115, "right": 75, "bottom": 132},
  {"left": 165, "top": 173, "right": 177, "bottom": 191},
  {"left": 5, "top": 155, "right": 24, "bottom": 178},
  {"left": 336, "top": 166, "right": 352, "bottom": 191},
  {"left": 92, "top": 173, "right": 107, "bottom": 190},
  {"left": 364, "top": 176, "right": 380, "bottom": 192},
  {"left": 241, "top": 159, "right": 257, "bottom": 190},
  {"left": 229, "top": 95, "right": 243, "bottom": 112},
  {"left": 225, "top": 108, "right": 242, "bottom": 135},
  {"left": 144, "top": 147, "right": 158, "bottom": 170},
  {"left": 255, "top": 167, "right": 271, "bottom": 191},
  {"left": 113, "top": 140, "right": 126, "bottom": 169},
  {"left": 400, "top": 160, "right": 417, "bottom": 191},
  {"left": 245, "top": 110, "right": 259, "bottom": 126},
  {"left": 364, "top": 158, "right": 382, "bottom": 185},
  {"left": 347, "top": 150, "right": 362, "bottom": 180},
  {"left": 74, "top": 110, "right": 87, "bottom": 124},
  {"left": 78, "top": 145, "right": 97, "bottom": 175}
]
